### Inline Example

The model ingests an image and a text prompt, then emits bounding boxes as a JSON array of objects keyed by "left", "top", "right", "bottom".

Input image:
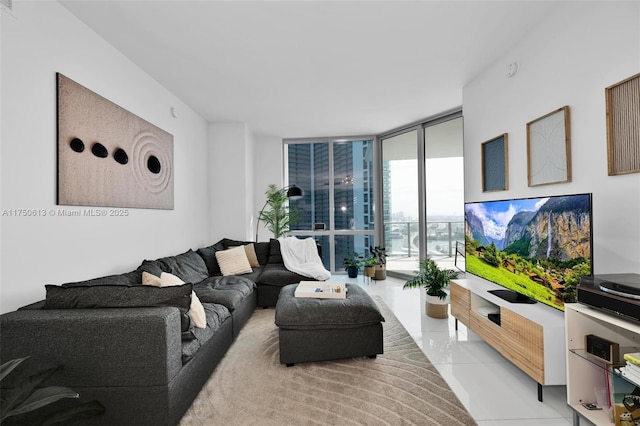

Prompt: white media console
[{"left": 450, "top": 276, "right": 567, "bottom": 401}]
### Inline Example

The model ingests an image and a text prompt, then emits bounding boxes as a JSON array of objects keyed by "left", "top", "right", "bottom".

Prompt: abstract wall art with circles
[{"left": 57, "top": 73, "right": 174, "bottom": 209}]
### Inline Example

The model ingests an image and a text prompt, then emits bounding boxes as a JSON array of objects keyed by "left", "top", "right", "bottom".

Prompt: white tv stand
[
  {"left": 450, "top": 276, "right": 566, "bottom": 401},
  {"left": 565, "top": 303, "right": 640, "bottom": 426}
]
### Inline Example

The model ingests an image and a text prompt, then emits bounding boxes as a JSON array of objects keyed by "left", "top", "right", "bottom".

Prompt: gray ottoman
[{"left": 275, "top": 283, "right": 385, "bottom": 366}]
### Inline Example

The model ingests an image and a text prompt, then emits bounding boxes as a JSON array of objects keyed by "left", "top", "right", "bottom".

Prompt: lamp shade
[{"left": 286, "top": 185, "right": 303, "bottom": 200}]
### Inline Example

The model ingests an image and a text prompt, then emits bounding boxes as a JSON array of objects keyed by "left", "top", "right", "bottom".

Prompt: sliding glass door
[
  {"left": 424, "top": 116, "right": 464, "bottom": 272},
  {"left": 379, "top": 113, "right": 464, "bottom": 277},
  {"left": 380, "top": 129, "right": 420, "bottom": 275}
]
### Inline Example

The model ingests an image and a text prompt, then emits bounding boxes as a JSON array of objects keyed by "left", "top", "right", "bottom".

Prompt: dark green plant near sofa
[
  {"left": 258, "top": 184, "right": 300, "bottom": 238},
  {"left": 0, "top": 357, "right": 104, "bottom": 424}
]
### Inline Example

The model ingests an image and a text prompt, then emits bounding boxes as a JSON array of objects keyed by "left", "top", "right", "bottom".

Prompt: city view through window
[{"left": 286, "top": 115, "right": 464, "bottom": 276}]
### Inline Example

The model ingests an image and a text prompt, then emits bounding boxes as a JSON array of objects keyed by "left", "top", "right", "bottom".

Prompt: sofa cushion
[
  {"left": 60, "top": 269, "right": 142, "bottom": 287},
  {"left": 267, "top": 239, "right": 284, "bottom": 264},
  {"left": 142, "top": 272, "right": 207, "bottom": 329},
  {"left": 181, "top": 302, "right": 231, "bottom": 364},
  {"left": 196, "top": 241, "right": 226, "bottom": 275},
  {"left": 43, "top": 283, "right": 193, "bottom": 332},
  {"left": 137, "top": 258, "right": 167, "bottom": 277},
  {"left": 194, "top": 276, "right": 255, "bottom": 311},
  {"left": 257, "top": 263, "right": 310, "bottom": 287},
  {"left": 254, "top": 242, "right": 271, "bottom": 265},
  {"left": 220, "top": 238, "right": 247, "bottom": 249},
  {"left": 159, "top": 250, "right": 209, "bottom": 284},
  {"left": 215, "top": 246, "right": 253, "bottom": 276},
  {"left": 221, "top": 239, "right": 270, "bottom": 266}
]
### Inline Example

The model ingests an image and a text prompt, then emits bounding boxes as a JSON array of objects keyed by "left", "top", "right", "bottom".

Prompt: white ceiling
[{"left": 60, "top": 1, "right": 559, "bottom": 139}]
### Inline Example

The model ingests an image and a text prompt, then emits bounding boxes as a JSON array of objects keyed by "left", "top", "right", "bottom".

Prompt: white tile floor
[{"left": 337, "top": 273, "right": 593, "bottom": 426}]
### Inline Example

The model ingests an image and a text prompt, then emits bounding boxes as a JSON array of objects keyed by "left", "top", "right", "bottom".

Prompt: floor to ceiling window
[
  {"left": 379, "top": 112, "right": 464, "bottom": 277},
  {"left": 380, "top": 130, "right": 420, "bottom": 275},
  {"left": 284, "top": 111, "right": 463, "bottom": 276},
  {"left": 285, "top": 138, "right": 375, "bottom": 273},
  {"left": 424, "top": 116, "right": 465, "bottom": 273}
]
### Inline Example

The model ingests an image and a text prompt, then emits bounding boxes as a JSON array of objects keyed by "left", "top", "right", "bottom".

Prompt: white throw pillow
[
  {"left": 142, "top": 271, "right": 206, "bottom": 329},
  {"left": 160, "top": 272, "right": 185, "bottom": 287},
  {"left": 215, "top": 245, "right": 253, "bottom": 276}
]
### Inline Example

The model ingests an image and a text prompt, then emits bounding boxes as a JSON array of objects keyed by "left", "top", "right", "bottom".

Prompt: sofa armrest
[{"left": 0, "top": 307, "right": 183, "bottom": 388}]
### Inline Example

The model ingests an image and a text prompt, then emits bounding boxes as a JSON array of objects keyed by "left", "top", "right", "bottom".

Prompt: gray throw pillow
[{"left": 43, "top": 283, "right": 193, "bottom": 332}]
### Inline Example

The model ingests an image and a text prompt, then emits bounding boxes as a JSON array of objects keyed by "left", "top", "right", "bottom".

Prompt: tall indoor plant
[
  {"left": 258, "top": 184, "right": 299, "bottom": 239},
  {"left": 403, "top": 256, "right": 460, "bottom": 318}
]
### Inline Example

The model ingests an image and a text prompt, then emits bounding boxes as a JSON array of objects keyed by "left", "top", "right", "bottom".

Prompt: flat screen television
[{"left": 464, "top": 193, "right": 593, "bottom": 311}]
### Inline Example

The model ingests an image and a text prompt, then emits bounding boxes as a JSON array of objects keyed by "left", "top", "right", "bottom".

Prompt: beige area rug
[{"left": 180, "top": 297, "right": 477, "bottom": 426}]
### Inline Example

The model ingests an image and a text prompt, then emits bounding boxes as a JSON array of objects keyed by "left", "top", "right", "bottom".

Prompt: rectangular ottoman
[{"left": 275, "top": 283, "right": 385, "bottom": 366}]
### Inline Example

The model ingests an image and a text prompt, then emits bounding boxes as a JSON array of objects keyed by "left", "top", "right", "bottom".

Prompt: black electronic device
[
  {"left": 585, "top": 334, "right": 620, "bottom": 363},
  {"left": 578, "top": 274, "right": 640, "bottom": 323}
]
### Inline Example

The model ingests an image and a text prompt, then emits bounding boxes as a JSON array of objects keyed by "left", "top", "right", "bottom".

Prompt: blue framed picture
[{"left": 481, "top": 133, "right": 508, "bottom": 192}]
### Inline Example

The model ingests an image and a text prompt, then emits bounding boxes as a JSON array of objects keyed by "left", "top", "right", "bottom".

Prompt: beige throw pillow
[
  {"left": 243, "top": 243, "right": 260, "bottom": 268},
  {"left": 142, "top": 271, "right": 206, "bottom": 329},
  {"left": 142, "top": 271, "right": 161, "bottom": 286},
  {"left": 215, "top": 245, "right": 253, "bottom": 276}
]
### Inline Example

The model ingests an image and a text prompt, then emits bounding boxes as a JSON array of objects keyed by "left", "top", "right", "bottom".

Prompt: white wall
[
  {"left": 208, "top": 122, "right": 255, "bottom": 243},
  {"left": 0, "top": 2, "right": 210, "bottom": 312},
  {"left": 463, "top": 2, "right": 640, "bottom": 274},
  {"left": 253, "top": 133, "right": 285, "bottom": 242}
]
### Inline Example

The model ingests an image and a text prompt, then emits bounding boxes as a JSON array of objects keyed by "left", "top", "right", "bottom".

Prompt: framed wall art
[
  {"left": 606, "top": 73, "right": 640, "bottom": 176},
  {"left": 481, "top": 133, "right": 508, "bottom": 192},
  {"left": 527, "top": 106, "right": 571, "bottom": 187},
  {"left": 57, "top": 73, "right": 174, "bottom": 209}
]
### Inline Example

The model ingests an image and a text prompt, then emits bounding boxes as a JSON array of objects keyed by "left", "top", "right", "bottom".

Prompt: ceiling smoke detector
[{"left": 506, "top": 62, "right": 519, "bottom": 78}]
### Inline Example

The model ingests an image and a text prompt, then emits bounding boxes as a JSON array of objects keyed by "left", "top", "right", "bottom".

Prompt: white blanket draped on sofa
[{"left": 278, "top": 237, "right": 331, "bottom": 281}]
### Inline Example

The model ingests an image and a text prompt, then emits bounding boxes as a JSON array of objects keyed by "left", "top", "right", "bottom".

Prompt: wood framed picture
[
  {"left": 606, "top": 73, "right": 640, "bottom": 176},
  {"left": 527, "top": 106, "right": 571, "bottom": 187},
  {"left": 481, "top": 133, "right": 508, "bottom": 192}
]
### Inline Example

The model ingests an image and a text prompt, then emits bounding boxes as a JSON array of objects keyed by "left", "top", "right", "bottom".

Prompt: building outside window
[{"left": 286, "top": 139, "right": 375, "bottom": 272}]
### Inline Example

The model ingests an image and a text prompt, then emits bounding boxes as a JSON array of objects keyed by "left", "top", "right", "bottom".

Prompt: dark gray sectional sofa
[{"left": 0, "top": 237, "right": 315, "bottom": 426}]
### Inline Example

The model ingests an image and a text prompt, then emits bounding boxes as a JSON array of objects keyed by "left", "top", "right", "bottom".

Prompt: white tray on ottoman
[{"left": 294, "top": 281, "right": 346, "bottom": 299}]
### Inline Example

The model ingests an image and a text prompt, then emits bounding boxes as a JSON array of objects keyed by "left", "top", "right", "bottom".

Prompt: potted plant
[
  {"left": 258, "top": 184, "right": 299, "bottom": 239},
  {"left": 370, "top": 246, "right": 387, "bottom": 280},
  {"left": 363, "top": 255, "right": 378, "bottom": 279},
  {"left": 343, "top": 252, "right": 363, "bottom": 278},
  {"left": 403, "top": 256, "right": 460, "bottom": 318}
]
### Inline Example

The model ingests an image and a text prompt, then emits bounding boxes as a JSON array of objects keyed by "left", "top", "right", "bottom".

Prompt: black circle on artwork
[
  {"left": 147, "top": 155, "right": 161, "bottom": 174},
  {"left": 113, "top": 148, "right": 129, "bottom": 165},
  {"left": 91, "top": 142, "right": 108, "bottom": 158},
  {"left": 70, "top": 138, "right": 85, "bottom": 153}
]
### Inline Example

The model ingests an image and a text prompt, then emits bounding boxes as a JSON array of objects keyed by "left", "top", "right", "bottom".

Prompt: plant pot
[
  {"left": 425, "top": 294, "right": 449, "bottom": 319},
  {"left": 347, "top": 266, "right": 359, "bottom": 278},
  {"left": 364, "top": 266, "right": 376, "bottom": 278},
  {"left": 373, "top": 264, "right": 386, "bottom": 280}
]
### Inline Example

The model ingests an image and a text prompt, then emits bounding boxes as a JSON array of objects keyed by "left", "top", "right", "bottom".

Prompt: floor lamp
[{"left": 255, "top": 185, "right": 303, "bottom": 242}]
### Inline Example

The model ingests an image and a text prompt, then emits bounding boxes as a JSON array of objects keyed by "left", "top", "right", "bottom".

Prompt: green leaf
[
  {"left": 3, "top": 387, "right": 79, "bottom": 418},
  {"left": 42, "top": 400, "right": 105, "bottom": 426},
  {"left": 3, "top": 365, "right": 64, "bottom": 417},
  {"left": 0, "top": 357, "right": 29, "bottom": 382}
]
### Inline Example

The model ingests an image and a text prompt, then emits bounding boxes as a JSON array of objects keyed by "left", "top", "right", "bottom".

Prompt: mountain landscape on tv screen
[{"left": 464, "top": 194, "right": 592, "bottom": 311}]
